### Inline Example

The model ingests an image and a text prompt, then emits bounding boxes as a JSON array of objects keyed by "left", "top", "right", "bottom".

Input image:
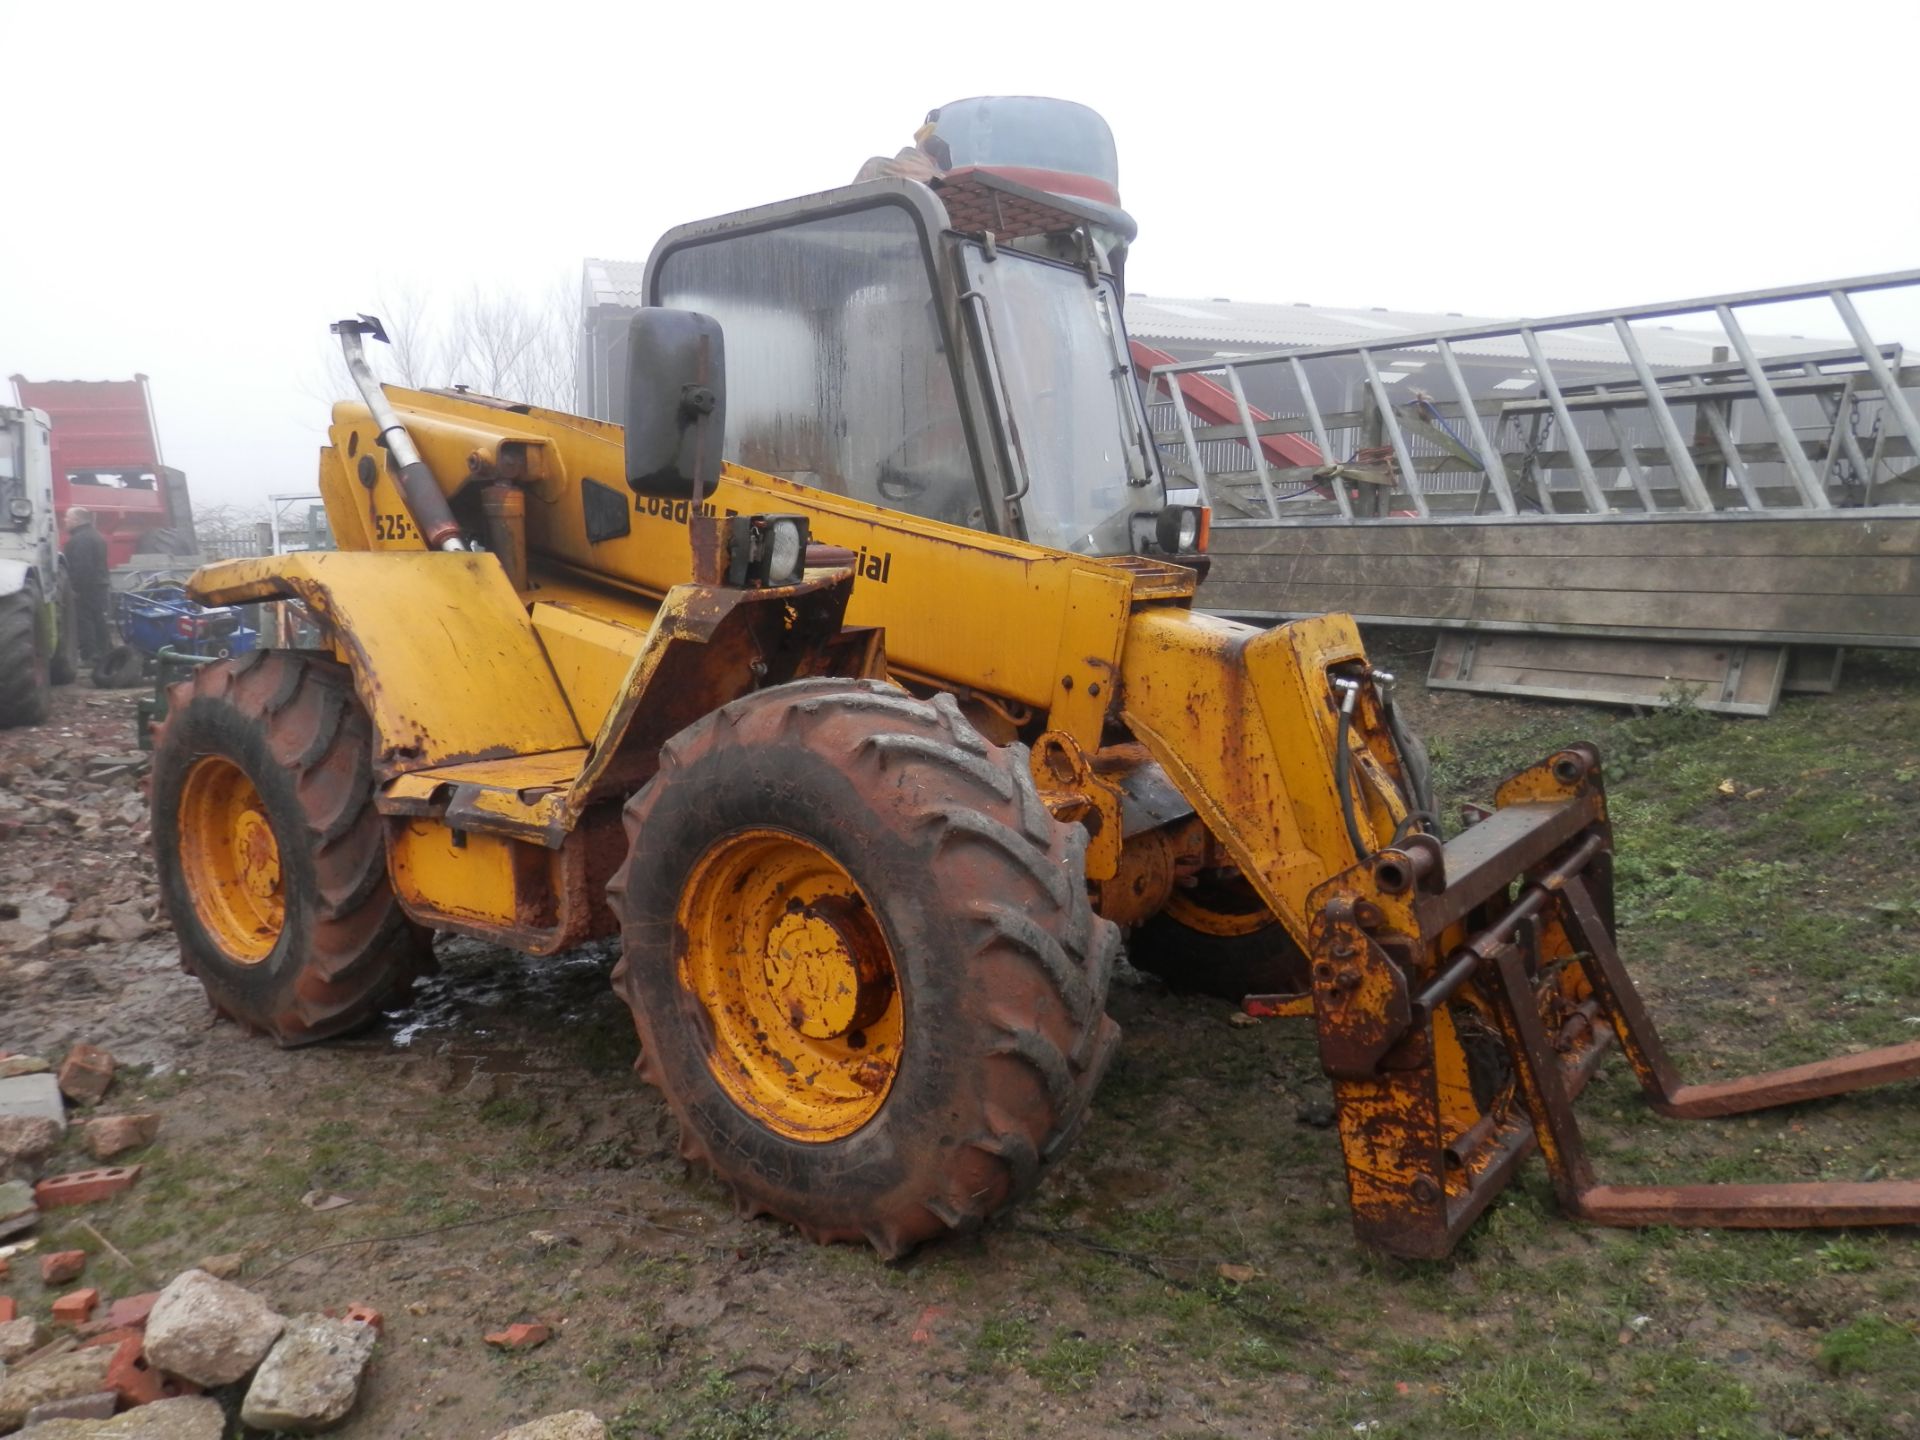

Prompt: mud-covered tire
[
  {"left": 92, "top": 646, "right": 147, "bottom": 689},
  {"left": 151, "top": 650, "right": 431, "bottom": 1045},
  {"left": 0, "top": 582, "right": 52, "bottom": 729},
  {"left": 1130, "top": 873, "right": 1310, "bottom": 1001},
  {"left": 611, "top": 679, "right": 1121, "bottom": 1258},
  {"left": 49, "top": 573, "right": 78, "bottom": 686}
]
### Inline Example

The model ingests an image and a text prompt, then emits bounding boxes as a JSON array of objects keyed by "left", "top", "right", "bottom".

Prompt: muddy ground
[{"left": 4, "top": 644, "right": 1920, "bottom": 1439}]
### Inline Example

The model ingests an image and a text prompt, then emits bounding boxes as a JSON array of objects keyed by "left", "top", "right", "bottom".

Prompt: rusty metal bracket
[
  {"left": 1306, "top": 738, "right": 1920, "bottom": 1259},
  {"left": 1030, "top": 731, "right": 1125, "bottom": 880},
  {"left": 1472, "top": 869, "right": 1920, "bottom": 1232}
]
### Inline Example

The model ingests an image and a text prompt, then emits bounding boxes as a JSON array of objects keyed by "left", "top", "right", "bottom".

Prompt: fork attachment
[{"left": 1293, "top": 742, "right": 1920, "bottom": 1259}]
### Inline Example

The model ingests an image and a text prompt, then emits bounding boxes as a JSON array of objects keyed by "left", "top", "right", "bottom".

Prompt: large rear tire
[
  {"left": 0, "top": 582, "right": 51, "bottom": 729},
  {"left": 611, "top": 680, "right": 1120, "bottom": 1258},
  {"left": 151, "top": 651, "right": 431, "bottom": 1045}
]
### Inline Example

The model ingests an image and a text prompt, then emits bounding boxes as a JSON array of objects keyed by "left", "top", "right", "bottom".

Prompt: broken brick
[
  {"left": 484, "top": 1322, "right": 552, "bottom": 1350},
  {"left": 335, "top": 1303, "right": 384, "bottom": 1334},
  {"left": 53, "top": 1287, "right": 101, "bottom": 1325},
  {"left": 0, "top": 1296, "right": 14, "bottom": 1323},
  {"left": 34, "top": 1165, "right": 142, "bottom": 1209},
  {"left": 82, "top": 1327, "right": 201, "bottom": 1408},
  {"left": 55, "top": 1044, "right": 115, "bottom": 1106},
  {"left": 910, "top": 1304, "right": 948, "bottom": 1344},
  {"left": 106, "top": 1290, "right": 161, "bottom": 1330},
  {"left": 41, "top": 1249, "right": 88, "bottom": 1285},
  {"left": 82, "top": 1112, "right": 161, "bottom": 1160}
]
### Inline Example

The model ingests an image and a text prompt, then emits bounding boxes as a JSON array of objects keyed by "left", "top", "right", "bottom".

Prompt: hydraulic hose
[
  {"left": 1380, "top": 682, "right": 1437, "bottom": 832},
  {"left": 1334, "top": 680, "right": 1372, "bottom": 865}
]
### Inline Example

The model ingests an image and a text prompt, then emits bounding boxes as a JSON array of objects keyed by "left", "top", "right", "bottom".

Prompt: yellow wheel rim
[
  {"left": 177, "top": 755, "right": 285, "bottom": 963},
  {"left": 1166, "top": 871, "right": 1273, "bottom": 938},
  {"left": 678, "top": 829, "right": 901, "bottom": 1141}
]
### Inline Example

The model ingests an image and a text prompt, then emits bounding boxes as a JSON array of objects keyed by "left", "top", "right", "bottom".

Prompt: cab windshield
[
  {"left": 964, "top": 247, "right": 1158, "bottom": 553},
  {"left": 651, "top": 204, "right": 986, "bottom": 530}
]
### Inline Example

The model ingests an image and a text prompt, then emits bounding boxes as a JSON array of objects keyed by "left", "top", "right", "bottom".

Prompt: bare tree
[
  {"left": 377, "top": 281, "right": 441, "bottom": 390},
  {"left": 191, "top": 500, "right": 273, "bottom": 560},
  {"left": 308, "top": 272, "right": 579, "bottom": 411},
  {"left": 438, "top": 277, "right": 576, "bottom": 408}
]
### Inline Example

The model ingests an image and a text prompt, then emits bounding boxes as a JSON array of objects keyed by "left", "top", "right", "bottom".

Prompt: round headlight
[
  {"left": 766, "top": 519, "right": 804, "bottom": 585},
  {"left": 8, "top": 498, "right": 32, "bottom": 521},
  {"left": 1154, "top": 505, "right": 1202, "bottom": 554}
]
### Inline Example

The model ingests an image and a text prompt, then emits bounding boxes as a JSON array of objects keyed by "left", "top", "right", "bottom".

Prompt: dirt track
[{"left": 5, "top": 661, "right": 1920, "bottom": 1438}]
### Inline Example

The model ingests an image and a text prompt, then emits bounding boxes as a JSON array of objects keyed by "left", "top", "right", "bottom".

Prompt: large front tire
[
  {"left": 151, "top": 651, "right": 431, "bottom": 1045},
  {"left": 611, "top": 680, "right": 1120, "bottom": 1258}
]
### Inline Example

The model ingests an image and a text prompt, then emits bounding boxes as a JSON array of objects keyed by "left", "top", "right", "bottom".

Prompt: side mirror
[{"left": 625, "top": 309, "right": 726, "bottom": 502}]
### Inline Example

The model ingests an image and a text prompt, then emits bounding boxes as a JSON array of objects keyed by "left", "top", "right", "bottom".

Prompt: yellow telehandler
[{"left": 151, "top": 170, "right": 1920, "bottom": 1259}]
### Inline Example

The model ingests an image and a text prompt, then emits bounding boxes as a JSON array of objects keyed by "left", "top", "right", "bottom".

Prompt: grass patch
[{"left": 1819, "top": 1316, "right": 1918, "bottom": 1377}]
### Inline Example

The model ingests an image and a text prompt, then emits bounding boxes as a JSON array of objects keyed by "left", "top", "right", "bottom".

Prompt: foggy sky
[{"left": 5, "top": 0, "right": 1917, "bottom": 509}]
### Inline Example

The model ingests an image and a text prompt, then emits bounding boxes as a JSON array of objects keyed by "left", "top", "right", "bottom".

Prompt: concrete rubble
[
  {"left": 0, "top": 1053, "right": 132, "bottom": 1244},
  {"left": 20, "top": 1390, "right": 117, "bottom": 1424},
  {"left": 0, "top": 1119, "right": 61, "bottom": 1175},
  {"left": 0, "top": 1317, "right": 43, "bottom": 1364},
  {"left": 239, "top": 1313, "right": 379, "bottom": 1433},
  {"left": 0, "top": 1345, "right": 113, "bottom": 1430},
  {"left": 0, "top": 1257, "right": 385, "bottom": 1434},
  {"left": 142, "top": 1270, "right": 286, "bottom": 1387},
  {"left": 0, "top": 1078, "right": 64, "bottom": 1132},
  {"left": 0, "top": 718, "right": 161, "bottom": 973},
  {"left": 9, "top": 1396, "right": 224, "bottom": 1438},
  {"left": 489, "top": 1414, "right": 609, "bottom": 1440},
  {"left": 0, "top": 1185, "right": 34, "bottom": 1244},
  {"left": 1, "top": 696, "right": 611, "bottom": 1435}
]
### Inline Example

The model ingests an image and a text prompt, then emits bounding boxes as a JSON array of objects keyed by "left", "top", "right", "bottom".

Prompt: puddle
[{"left": 378, "top": 933, "right": 624, "bottom": 1052}]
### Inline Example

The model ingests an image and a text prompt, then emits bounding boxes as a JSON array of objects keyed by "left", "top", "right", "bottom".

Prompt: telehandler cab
[{"left": 152, "top": 171, "right": 1920, "bottom": 1259}]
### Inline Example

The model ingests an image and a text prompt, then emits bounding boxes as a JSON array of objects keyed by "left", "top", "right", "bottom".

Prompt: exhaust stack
[{"left": 332, "top": 316, "right": 465, "bottom": 552}]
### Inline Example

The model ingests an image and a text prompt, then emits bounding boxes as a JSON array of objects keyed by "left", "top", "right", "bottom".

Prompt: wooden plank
[
  {"left": 1464, "top": 656, "right": 1779, "bottom": 708},
  {"left": 1427, "top": 634, "right": 1787, "bottom": 716},
  {"left": 1439, "top": 632, "right": 1760, "bottom": 685},
  {"left": 1210, "top": 604, "right": 1919, "bottom": 652},
  {"left": 1199, "top": 578, "right": 1920, "bottom": 639},
  {"left": 1471, "top": 555, "right": 1917, "bottom": 597},
  {"left": 1208, "top": 513, "right": 1920, "bottom": 560},
  {"left": 1203, "top": 580, "right": 1483, "bottom": 623},
  {"left": 1209, "top": 551, "right": 1483, "bottom": 589}
]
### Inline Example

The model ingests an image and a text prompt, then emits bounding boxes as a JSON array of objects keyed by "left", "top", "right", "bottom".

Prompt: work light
[
  {"left": 724, "top": 514, "right": 812, "bottom": 588},
  {"left": 1155, "top": 505, "right": 1205, "bottom": 554}
]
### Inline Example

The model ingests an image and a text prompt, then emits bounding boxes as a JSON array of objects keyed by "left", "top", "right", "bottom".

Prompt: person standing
[{"left": 62, "top": 505, "right": 112, "bottom": 663}]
